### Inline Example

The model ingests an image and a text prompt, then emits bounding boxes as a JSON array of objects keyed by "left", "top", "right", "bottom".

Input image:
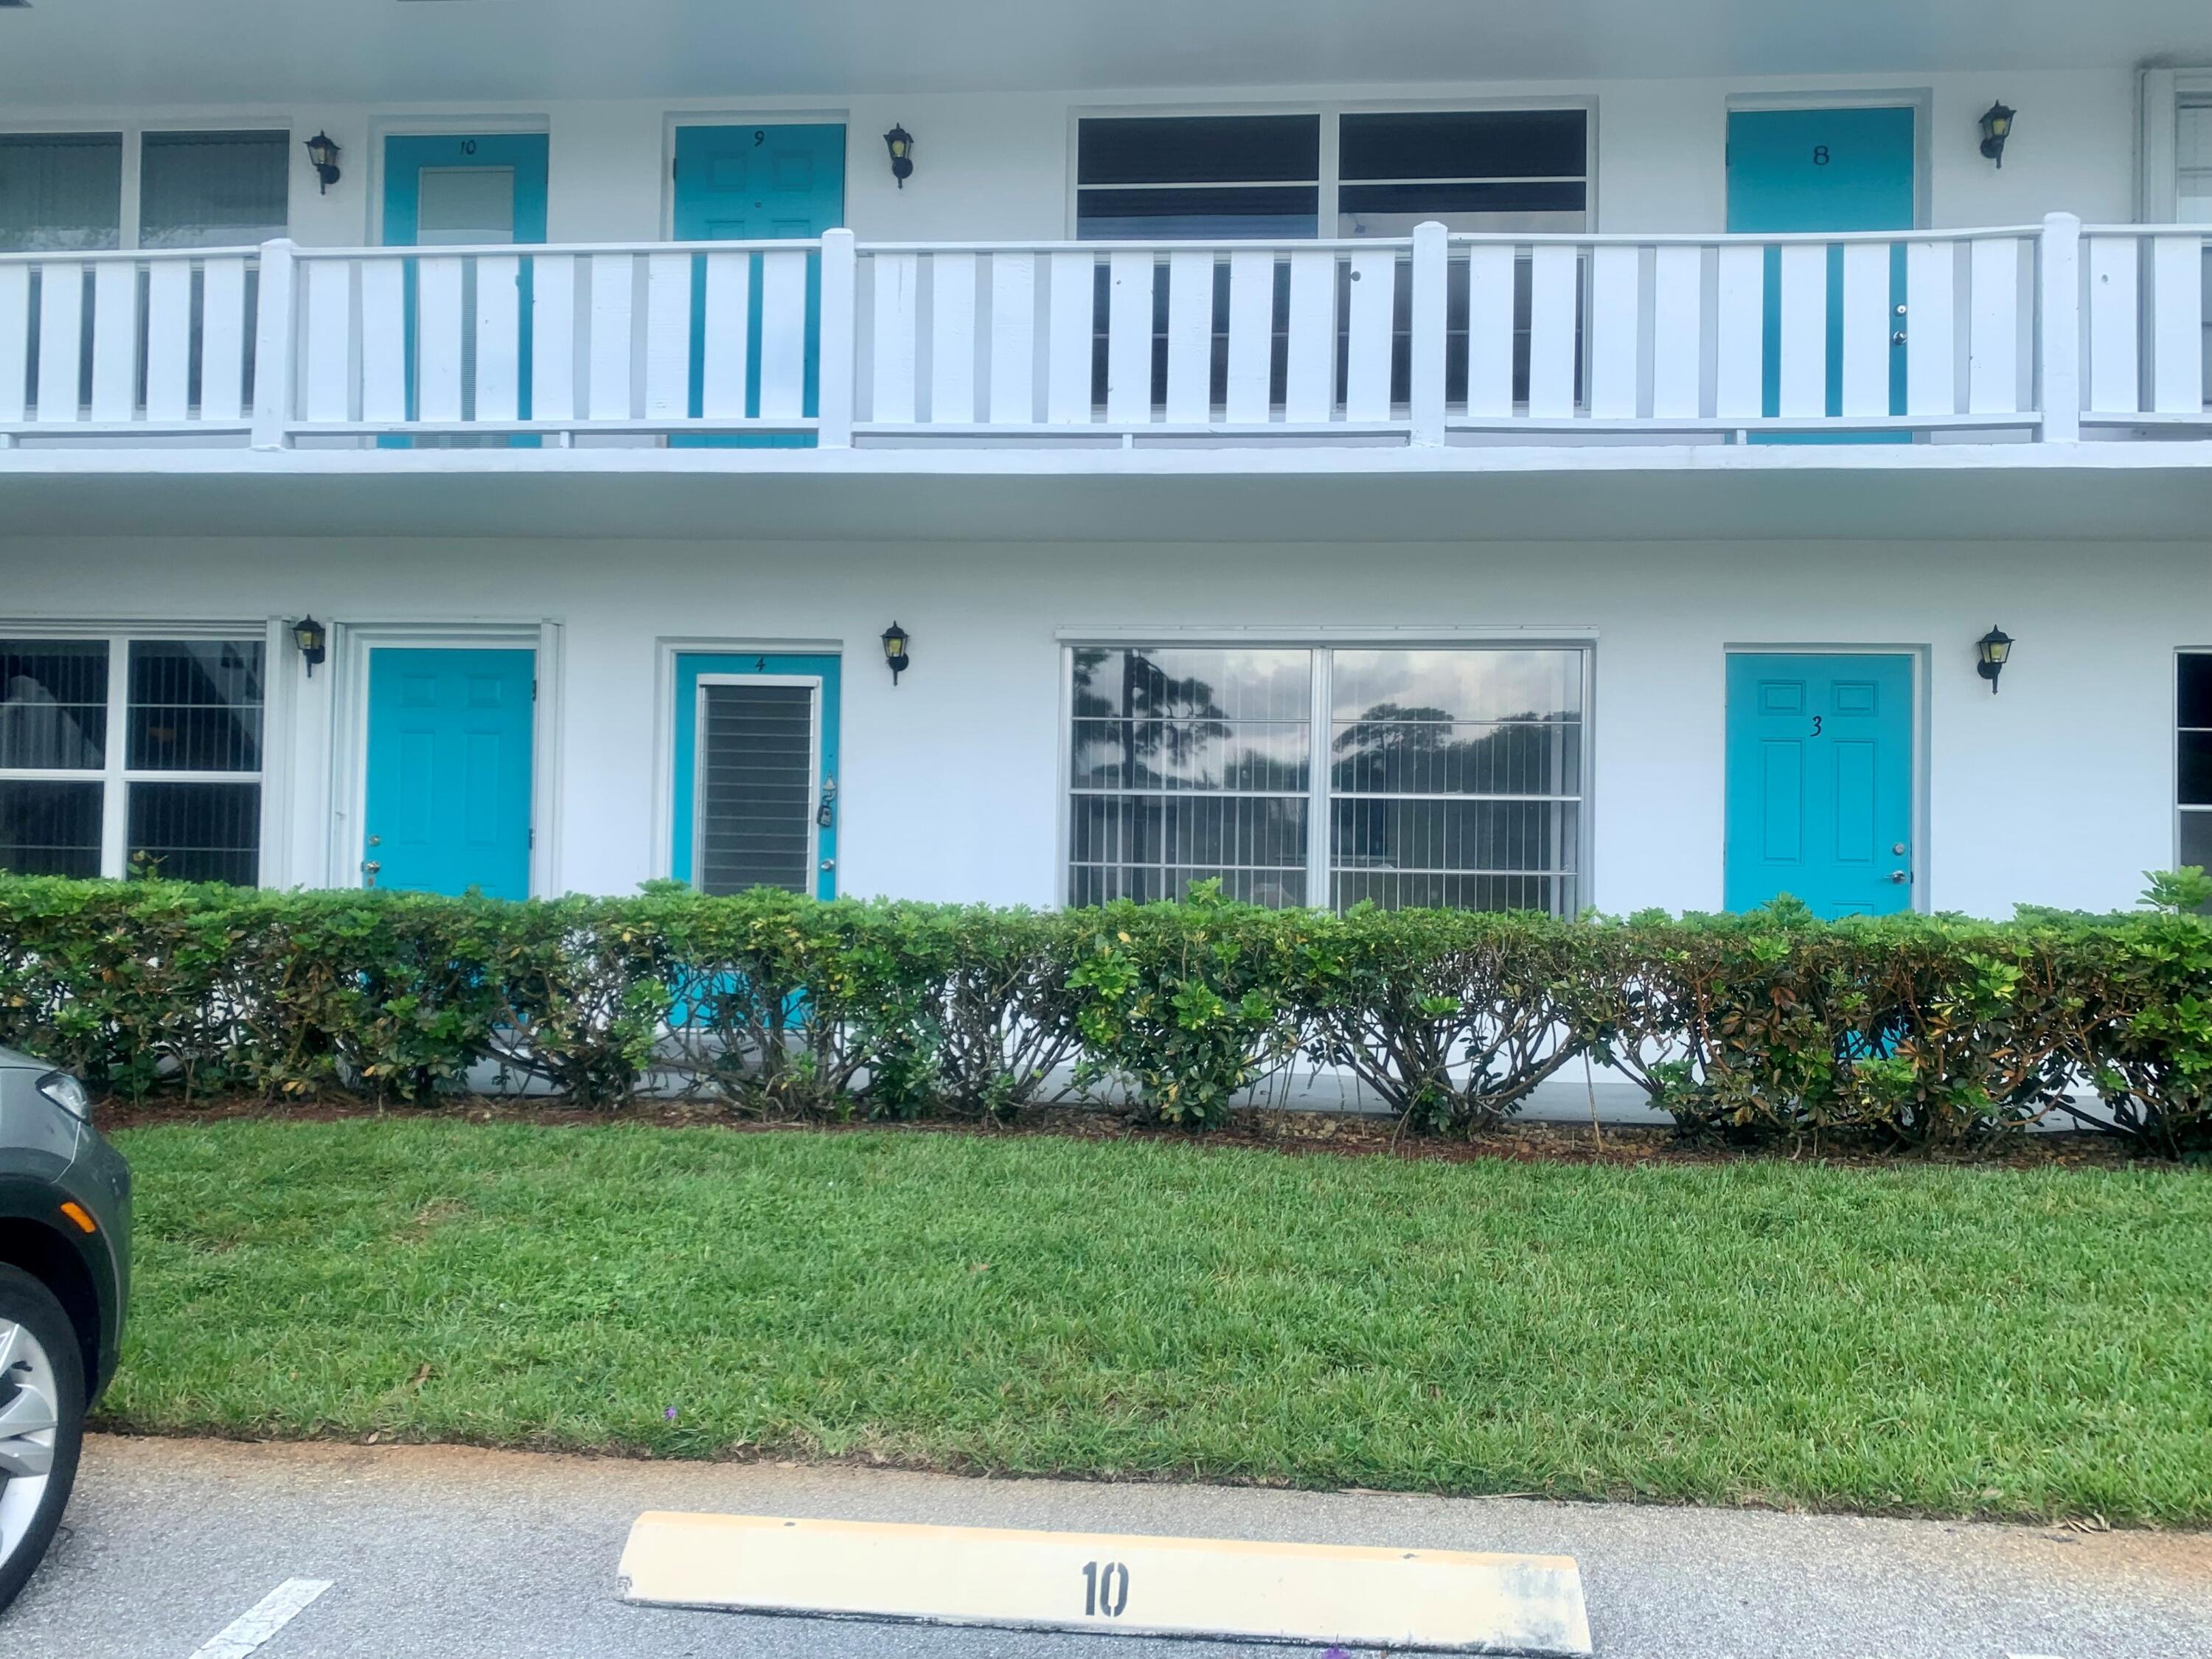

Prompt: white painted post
[
  {"left": 817, "top": 229, "right": 857, "bottom": 446},
  {"left": 1408, "top": 221, "right": 1447, "bottom": 445},
  {"left": 2038, "top": 212, "right": 2081, "bottom": 442},
  {"left": 250, "top": 238, "right": 297, "bottom": 450}
]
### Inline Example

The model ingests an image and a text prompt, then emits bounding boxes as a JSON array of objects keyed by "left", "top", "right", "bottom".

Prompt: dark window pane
[
  {"left": 697, "top": 683, "right": 814, "bottom": 896},
  {"left": 2181, "top": 811, "right": 2212, "bottom": 891},
  {"left": 127, "top": 780, "right": 259, "bottom": 885},
  {"left": 2181, "top": 731, "right": 2212, "bottom": 807},
  {"left": 1077, "top": 186, "right": 1318, "bottom": 240},
  {"left": 0, "top": 639, "right": 107, "bottom": 768},
  {"left": 0, "top": 780, "right": 102, "bottom": 877},
  {"left": 1077, "top": 116, "right": 1319, "bottom": 186},
  {"left": 140, "top": 130, "right": 289, "bottom": 250},
  {"left": 128, "top": 639, "right": 264, "bottom": 771},
  {"left": 1340, "top": 180, "right": 1586, "bottom": 218},
  {"left": 1339, "top": 111, "right": 1587, "bottom": 182},
  {"left": 0, "top": 133, "right": 122, "bottom": 253},
  {"left": 2180, "top": 652, "right": 2212, "bottom": 730}
]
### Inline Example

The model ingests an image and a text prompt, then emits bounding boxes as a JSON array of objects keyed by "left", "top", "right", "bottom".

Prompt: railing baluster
[
  {"left": 1164, "top": 249, "right": 1211, "bottom": 425},
  {"left": 872, "top": 251, "right": 919, "bottom": 424},
  {"left": 1840, "top": 240, "right": 1890, "bottom": 418},
  {"left": 588, "top": 251, "right": 634, "bottom": 420},
  {"left": 361, "top": 259, "right": 407, "bottom": 423},
  {"left": 698, "top": 251, "right": 747, "bottom": 421},
  {"left": 1046, "top": 251, "right": 1091, "bottom": 424},
  {"left": 1284, "top": 249, "right": 1333, "bottom": 422},
  {"left": 930, "top": 250, "right": 978, "bottom": 424},
  {"left": 201, "top": 256, "right": 248, "bottom": 424},
  {"left": 144, "top": 260, "right": 192, "bottom": 422},
  {"left": 248, "top": 239, "right": 293, "bottom": 448},
  {"left": 1408, "top": 223, "right": 1447, "bottom": 444},
  {"left": 89, "top": 261, "right": 137, "bottom": 422},
  {"left": 1344, "top": 248, "right": 1395, "bottom": 422},
  {"left": 1649, "top": 245, "right": 1701, "bottom": 420},
  {"left": 417, "top": 256, "right": 465, "bottom": 422},
  {"left": 1968, "top": 237, "right": 2021, "bottom": 414},
  {"left": 1105, "top": 249, "right": 1152, "bottom": 425},
  {"left": 2085, "top": 234, "right": 2139, "bottom": 414},
  {"left": 1714, "top": 243, "right": 1763, "bottom": 420},
  {"left": 0, "top": 264, "right": 26, "bottom": 424},
  {"left": 1905, "top": 240, "right": 1955, "bottom": 417},
  {"left": 1224, "top": 250, "right": 1273, "bottom": 425},
  {"left": 987, "top": 251, "right": 1036, "bottom": 424},
  {"left": 35, "top": 260, "right": 83, "bottom": 422},
  {"left": 1527, "top": 244, "right": 1578, "bottom": 419},
  {"left": 1465, "top": 243, "right": 1515, "bottom": 419},
  {"left": 758, "top": 248, "right": 809, "bottom": 421},
  {"left": 639, "top": 251, "right": 687, "bottom": 423},
  {"left": 1777, "top": 243, "right": 1826, "bottom": 418},
  {"left": 1587, "top": 243, "right": 1639, "bottom": 420},
  {"left": 2150, "top": 232, "right": 2204, "bottom": 414},
  {"left": 2037, "top": 214, "right": 2081, "bottom": 441},
  {"left": 302, "top": 258, "right": 353, "bottom": 424},
  {"left": 816, "top": 229, "right": 855, "bottom": 445}
]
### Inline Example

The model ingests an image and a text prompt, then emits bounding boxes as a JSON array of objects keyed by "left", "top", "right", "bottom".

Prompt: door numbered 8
[{"left": 1079, "top": 1559, "right": 1130, "bottom": 1618}]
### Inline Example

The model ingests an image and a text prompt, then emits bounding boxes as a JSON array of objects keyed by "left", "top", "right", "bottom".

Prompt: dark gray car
[{"left": 0, "top": 1046, "right": 130, "bottom": 1611}]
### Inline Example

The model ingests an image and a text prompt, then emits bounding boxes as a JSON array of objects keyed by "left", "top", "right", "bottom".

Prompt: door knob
[
  {"left": 1889, "top": 870, "right": 1910, "bottom": 884},
  {"left": 819, "top": 858, "right": 835, "bottom": 872},
  {"left": 368, "top": 833, "right": 382, "bottom": 846},
  {"left": 362, "top": 859, "right": 381, "bottom": 889},
  {"left": 1891, "top": 330, "right": 1908, "bottom": 345},
  {"left": 1891, "top": 844, "right": 1907, "bottom": 856},
  {"left": 1893, "top": 302, "right": 1908, "bottom": 316}
]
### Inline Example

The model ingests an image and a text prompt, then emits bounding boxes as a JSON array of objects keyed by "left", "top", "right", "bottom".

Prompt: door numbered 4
[{"left": 1079, "top": 1559, "right": 1130, "bottom": 1618}]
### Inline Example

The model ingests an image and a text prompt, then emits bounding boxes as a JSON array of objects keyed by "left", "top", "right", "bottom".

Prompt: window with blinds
[
  {"left": 1068, "top": 644, "right": 1585, "bottom": 914},
  {"left": 139, "top": 130, "right": 288, "bottom": 249},
  {"left": 0, "top": 634, "right": 265, "bottom": 883},
  {"left": 695, "top": 681, "right": 816, "bottom": 896}
]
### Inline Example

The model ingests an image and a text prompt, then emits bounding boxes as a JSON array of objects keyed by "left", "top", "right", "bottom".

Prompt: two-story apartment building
[{"left": 1, "top": 1, "right": 2208, "bottom": 919}]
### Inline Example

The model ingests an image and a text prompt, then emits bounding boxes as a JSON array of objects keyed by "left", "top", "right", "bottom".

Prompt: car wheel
[{"left": 0, "top": 1263, "right": 85, "bottom": 1614}]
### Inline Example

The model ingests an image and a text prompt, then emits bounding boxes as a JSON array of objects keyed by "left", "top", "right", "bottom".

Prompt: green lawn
[{"left": 102, "top": 1119, "right": 2212, "bottom": 1523}]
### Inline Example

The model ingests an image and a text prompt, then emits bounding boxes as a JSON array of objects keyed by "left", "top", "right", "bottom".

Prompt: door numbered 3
[{"left": 1079, "top": 1559, "right": 1130, "bottom": 1618}]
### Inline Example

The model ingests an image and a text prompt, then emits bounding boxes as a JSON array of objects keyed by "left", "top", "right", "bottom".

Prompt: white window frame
[
  {"left": 0, "top": 619, "right": 277, "bottom": 882},
  {"left": 0, "top": 116, "right": 293, "bottom": 251},
  {"left": 2180, "top": 648, "right": 2211, "bottom": 869},
  {"left": 1065, "top": 97, "right": 1599, "bottom": 238},
  {"left": 2140, "top": 69, "right": 2212, "bottom": 223},
  {"left": 1057, "top": 630, "right": 1596, "bottom": 914},
  {"left": 691, "top": 672, "right": 824, "bottom": 897}
]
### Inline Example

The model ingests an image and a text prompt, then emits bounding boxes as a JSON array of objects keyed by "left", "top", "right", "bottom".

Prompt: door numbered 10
[{"left": 1079, "top": 1559, "right": 1130, "bottom": 1618}]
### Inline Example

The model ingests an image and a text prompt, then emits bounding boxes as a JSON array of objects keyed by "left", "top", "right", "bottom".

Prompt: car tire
[{"left": 0, "top": 1263, "right": 85, "bottom": 1615}]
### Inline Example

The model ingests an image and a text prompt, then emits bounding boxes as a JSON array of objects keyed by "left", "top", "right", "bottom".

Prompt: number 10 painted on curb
[{"left": 1080, "top": 1559, "right": 1130, "bottom": 1618}]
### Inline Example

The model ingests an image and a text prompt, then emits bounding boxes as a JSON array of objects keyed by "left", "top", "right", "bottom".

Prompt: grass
[{"left": 102, "top": 1117, "right": 2212, "bottom": 1524}]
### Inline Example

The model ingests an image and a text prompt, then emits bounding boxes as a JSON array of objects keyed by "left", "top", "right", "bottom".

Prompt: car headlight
[{"left": 36, "top": 1070, "right": 92, "bottom": 1124}]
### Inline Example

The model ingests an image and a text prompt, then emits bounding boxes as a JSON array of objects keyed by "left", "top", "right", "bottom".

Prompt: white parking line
[{"left": 183, "top": 1579, "right": 333, "bottom": 1659}]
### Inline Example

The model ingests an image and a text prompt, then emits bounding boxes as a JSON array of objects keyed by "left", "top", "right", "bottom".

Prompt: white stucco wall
[
  {"left": 0, "top": 534, "right": 2195, "bottom": 918},
  {"left": 13, "top": 65, "right": 2143, "bottom": 253}
]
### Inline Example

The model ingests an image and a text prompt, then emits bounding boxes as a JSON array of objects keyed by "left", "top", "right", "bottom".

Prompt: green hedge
[{"left": 1, "top": 875, "right": 2208, "bottom": 1154}]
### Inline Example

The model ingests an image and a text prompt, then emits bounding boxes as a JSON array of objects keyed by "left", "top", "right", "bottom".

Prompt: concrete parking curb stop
[{"left": 619, "top": 1510, "right": 1595, "bottom": 1654}]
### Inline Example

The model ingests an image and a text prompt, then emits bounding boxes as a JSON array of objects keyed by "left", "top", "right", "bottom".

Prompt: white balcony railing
[{"left": 1, "top": 214, "right": 2206, "bottom": 452}]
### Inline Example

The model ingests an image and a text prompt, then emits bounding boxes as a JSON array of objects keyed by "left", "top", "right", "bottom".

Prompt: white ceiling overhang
[
  {"left": 3, "top": 444, "right": 2210, "bottom": 543},
  {"left": 3, "top": 0, "right": 2211, "bottom": 108}
]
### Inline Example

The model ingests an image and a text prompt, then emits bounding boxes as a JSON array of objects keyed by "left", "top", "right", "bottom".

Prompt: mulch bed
[{"left": 93, "top": 1093, "right": 2164, "bottom": 1171}]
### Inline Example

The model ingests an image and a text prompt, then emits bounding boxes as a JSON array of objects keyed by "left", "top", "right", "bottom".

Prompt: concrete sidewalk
[{"left": 5, "top": 1435, "right": 2205, "bottom": 1658}]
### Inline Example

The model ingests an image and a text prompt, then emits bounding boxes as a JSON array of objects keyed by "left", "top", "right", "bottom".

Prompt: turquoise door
[
  {"left": 364, "top": 648, "right": 535, "bottom": 900},
  {"left": 1727, "top": 107, "right": 1914, "bottom": 440},
  {"left": 671, "top": 653, "right": 840, "bottom": 899},
  {"left": 672, "top": 123, "right": 845, "bottom": 448},
  {"left": 382, "top": 134, "right": 549, "bottom": 446},
  {"left": 1725, "top": 653, "right": 1913, "bottom": 917}
]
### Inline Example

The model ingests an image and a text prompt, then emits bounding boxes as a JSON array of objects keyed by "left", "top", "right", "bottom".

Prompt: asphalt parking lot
[{"left": 7, "top": 1435, "right": 2207, "bottom": 1658}]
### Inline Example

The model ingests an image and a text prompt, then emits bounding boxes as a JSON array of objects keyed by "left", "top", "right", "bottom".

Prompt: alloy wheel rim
[{"left": 0, "top": 1317, "right": 60, "bottom": 1569}]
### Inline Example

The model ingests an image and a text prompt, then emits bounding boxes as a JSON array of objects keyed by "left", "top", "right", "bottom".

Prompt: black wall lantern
[
  {"left": 305, "top": 131, "right": 342, "bottom": 194},
  {"left": 883, "top": 124, "right": 914, "bottom": 189},
  {"left": 1978, "top": 102, "right": 2015, "bottom": 168},
  {"left": 880, "top": 621, "right": 911, "bottom": 684},
  {"left": 291, "top": 615, "right": 327, "bottom": 678},
  {"left": 1975, "top": 625, "right": 2014, "bottom": 693}
]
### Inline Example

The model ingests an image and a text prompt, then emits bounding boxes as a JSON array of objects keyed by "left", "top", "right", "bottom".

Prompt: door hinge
[
  {"left": 529, "top": 828, "right": 536, "bottom": 849},
  {"left": 532, "top": 678, "right": 538, "bottom": 701}
]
